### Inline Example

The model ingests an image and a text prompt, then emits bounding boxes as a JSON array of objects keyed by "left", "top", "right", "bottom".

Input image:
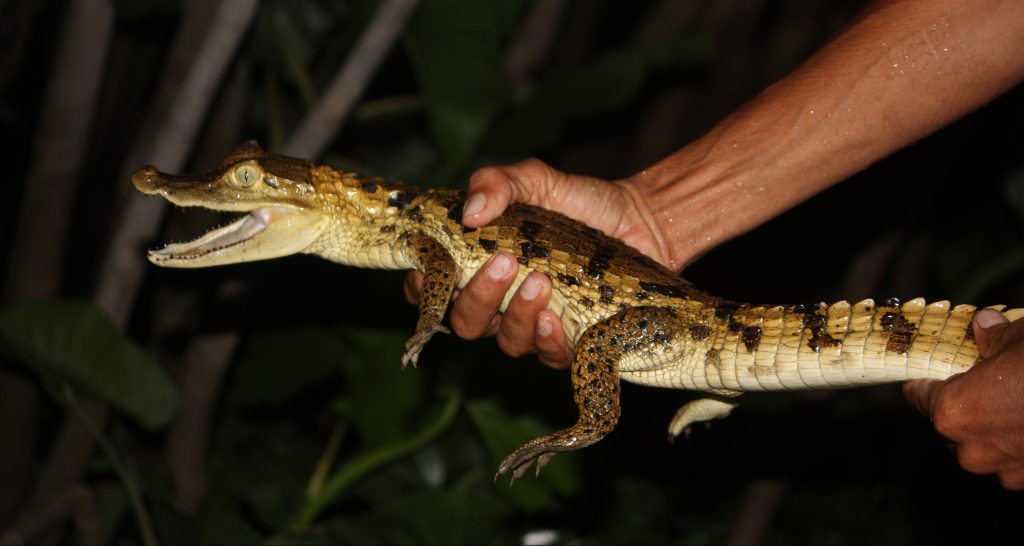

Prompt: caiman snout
[{"left": 131, "top": 165, "right": 162, "bottom": 194}]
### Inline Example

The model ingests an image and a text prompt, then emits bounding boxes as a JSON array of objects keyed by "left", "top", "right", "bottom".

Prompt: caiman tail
[{"left": 620, "top": 297, "right": 1024, "bottom": 393}]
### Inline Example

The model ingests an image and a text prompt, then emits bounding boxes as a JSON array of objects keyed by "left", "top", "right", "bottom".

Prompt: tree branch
[
  {"left": 284, "top": 0, "right": 421, "bottom": 158},
  {"left": 16, "top": 0, "right": 257, "bottom": 541},
  {"left": 96, "top": 0, "right": 258, "bottom": 325},
  {"left": 0, "top": 0, "right": 113, "bottom": 527}
]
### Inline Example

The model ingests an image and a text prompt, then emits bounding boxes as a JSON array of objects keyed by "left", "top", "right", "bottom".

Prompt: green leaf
[
  {"left": 332, "top": 326, "right": 428, "bottom": 444},
  {"left": 230, "top": 325, "right": 349, "bottom": 408},
  {"left": 405, "top": 0, "right": 525, "bottom": 172},
  {"left": 150, "top": 502, "right": 200, "bottom": 545},
  {"left": 465, "top": 399, "right": 582, "bottom": 511},
  {"left": 292, "top": 391, "right": 462, "bottom": 532},
  {"left": 95, "top": 482, "right": 130, "bottom": 544},
  {"left": 0, "top": 300, "right": 177, "bottom": 429},
  {"left": 209, "top": 421, "right": 323, "bottom": 533},
  {"left": 250, "top": 0, "right": 350, "bottom": 96},
  {"left": 231, "top": 324, "right": 428, "bottom": 442},
  {"left": 326, "top": 485, "right": 512, "bottom": 545},
  {"left": 199, "top": 503, "right": 264, "bottom": 545}
]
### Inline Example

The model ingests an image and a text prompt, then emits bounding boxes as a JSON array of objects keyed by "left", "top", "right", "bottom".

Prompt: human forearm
[{"left": 631, "top": 0, "right": 1024, "bottom": 270}]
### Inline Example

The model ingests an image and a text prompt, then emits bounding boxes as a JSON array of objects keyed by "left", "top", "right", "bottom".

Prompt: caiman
[{"left": 132, "top": 141, "right": 1024, "bottom": 481}]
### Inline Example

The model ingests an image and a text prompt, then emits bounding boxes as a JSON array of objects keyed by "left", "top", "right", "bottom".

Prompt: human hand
[
  {"left": 903, "top": 309, "right": 1024, "bottom": 490},
  {"left": 404, "top": 158, "right": 670, "bottom": 369}
]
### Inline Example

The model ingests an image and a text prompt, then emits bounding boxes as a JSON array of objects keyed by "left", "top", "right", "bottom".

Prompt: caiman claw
[
  {"left": 495, "top": 451, "right": 557, "bottom": 486},
  {"left": 401, "top": 323, "right": 450, "bottom": 368}
]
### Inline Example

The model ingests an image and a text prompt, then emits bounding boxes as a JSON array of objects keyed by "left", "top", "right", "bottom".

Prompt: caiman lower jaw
[{"left": 148, "top": 206, "right": 321, "bottom": 268}]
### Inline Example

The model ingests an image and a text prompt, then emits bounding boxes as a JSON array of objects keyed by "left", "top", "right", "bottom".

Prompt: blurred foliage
[
  {"left": 485, "top": 35, "right": 711, "bottom": 157},
  {"left": 112, "top": 0, "right": 182, "bottom": 21},
  {"left": 405, "top": 0, "right": 524, "bottom": 174},
  {"left": 3, "top": 0, "right": 1023, "bottom": 544},
  {"left": 0, "top": 300, "right": 177, "bottom": 429}
]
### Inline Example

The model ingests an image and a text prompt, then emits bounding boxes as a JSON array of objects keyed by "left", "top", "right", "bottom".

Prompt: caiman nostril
[{"left": 131, "top": 165, "right": 160, "bottom": 192}]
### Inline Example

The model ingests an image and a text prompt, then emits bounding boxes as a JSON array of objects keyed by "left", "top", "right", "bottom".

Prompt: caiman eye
[{"left": 232, "top": 165, "right": 259, "bottom": 187}]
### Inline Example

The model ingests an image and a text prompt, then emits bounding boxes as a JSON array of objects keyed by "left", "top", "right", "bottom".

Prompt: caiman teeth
[{"left": 149, "top": 207, "right": 281, "bottom": 261}]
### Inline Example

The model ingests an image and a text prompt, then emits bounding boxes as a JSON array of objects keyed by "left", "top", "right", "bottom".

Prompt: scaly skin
[{"left": 133, "top": 141, "right": 1024, "bottom": 482}]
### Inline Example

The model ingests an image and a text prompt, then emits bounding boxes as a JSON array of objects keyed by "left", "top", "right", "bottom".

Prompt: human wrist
[
  {"left": 624, "top": 25, "right": 910, "bottom": 267},
  {"left": 626, "top": 105, "right": 819, "bottom": 269}
]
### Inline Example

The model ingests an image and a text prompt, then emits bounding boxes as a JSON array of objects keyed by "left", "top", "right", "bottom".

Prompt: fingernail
[
  {"left": 975, "top": 309, "right": 1008, "bottom": 329},
  {"left": 520, "top": 276, "right": 542, "bottom": 301},
  {"left": 537, "top": 316, "right": 553, "bottom": 337},
  {"left": 463, "top": 193, "right": 486, "bottom": 217},
  {"left": 487, "top": 253, "right": 513, "bottom": 280}
]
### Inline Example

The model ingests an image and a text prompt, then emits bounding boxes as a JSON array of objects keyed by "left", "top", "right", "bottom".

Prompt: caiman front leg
[
  {"left": 495, "top": 306, "right": 681, "bottom": 483},
  {"left": 401, "top": 232, "right": 457, "bottom": 368}
]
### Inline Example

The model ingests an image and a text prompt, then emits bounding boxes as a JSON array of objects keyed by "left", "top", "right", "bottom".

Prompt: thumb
[
  {"left": 463, "top": 159, "right": 561, "bottom": 228},
  {"left": 972, "top": 308, "right": 1010, "bottom": 358},
  {"left": 463, "top": 166, "right": 515, "bottom": 228}
]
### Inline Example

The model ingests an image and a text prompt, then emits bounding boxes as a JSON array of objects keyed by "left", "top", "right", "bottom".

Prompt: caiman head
[{"left": 133, "top": 140, "right": 328, "bottom": 268}]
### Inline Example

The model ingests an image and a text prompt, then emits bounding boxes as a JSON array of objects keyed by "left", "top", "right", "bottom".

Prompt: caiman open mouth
[{"left": 149, "top": 206, "right": 296, "bottom": 262}]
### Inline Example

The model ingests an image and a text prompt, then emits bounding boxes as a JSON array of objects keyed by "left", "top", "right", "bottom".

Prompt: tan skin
[{"left": 405, "top": 0, "right": 1024, "bottom": 488}]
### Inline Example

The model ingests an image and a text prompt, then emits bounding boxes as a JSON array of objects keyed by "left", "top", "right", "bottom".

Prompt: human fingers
[
  {"left": 462, "top": 158, "right": 565, "bottom": 228},
  {"left": 905, "top": 376, "right": 1024, "bottom": 487},
  {"left": 448, "top": 253, "right": 518, "bottom": 340},
  {"left": 952, "top": 439, "right": 1010, "bottom": 475},
  {"left": 409, "top": 255, "right": 571, "bottom": 366},
  {"left": 904, "top": 374, "right": 978, "bottom": 447},
  {"left": 535, "top": 310, "right": 572, "bottom": 369},
  {"left": 495, "top": 272, "right": 552, "bottom": 358},
  {"left": 404, "top": 271, "right": 424, "bottom": 304},
  {"left": 972, "top": 308, "right": 1011, "bottom": 358},
  {"left": 462, "top": 166, "right": 515, "bottom": 228},
  {"left": 997, "top": 465, "right": 1024, "bottom": 491}
]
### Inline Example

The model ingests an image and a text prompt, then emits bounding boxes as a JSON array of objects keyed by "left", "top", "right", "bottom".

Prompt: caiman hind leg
[
  {"left": 401, "top": 232, "right": 457, "bottom": 367},
  {"left": 667, "top": 394, "right": 740, "bottom": 443},
  {"left": 495, "top": 306, "right": 681, "bottom": 483},
  {"left": 494, "top": 319, "right": 623, "bottom": 483},
  {"left": 665, "top": 332, "right": 741, "bottom": 442}
]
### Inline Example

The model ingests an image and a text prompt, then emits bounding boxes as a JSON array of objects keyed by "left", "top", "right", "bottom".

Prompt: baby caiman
[{"left": 132, "top": 141, "right": 1023, "bottom": 481}]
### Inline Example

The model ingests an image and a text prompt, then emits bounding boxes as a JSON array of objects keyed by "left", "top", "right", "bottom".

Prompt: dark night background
[{"left": 1, "top": 0, "right": 1021, "bottom": 543}]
